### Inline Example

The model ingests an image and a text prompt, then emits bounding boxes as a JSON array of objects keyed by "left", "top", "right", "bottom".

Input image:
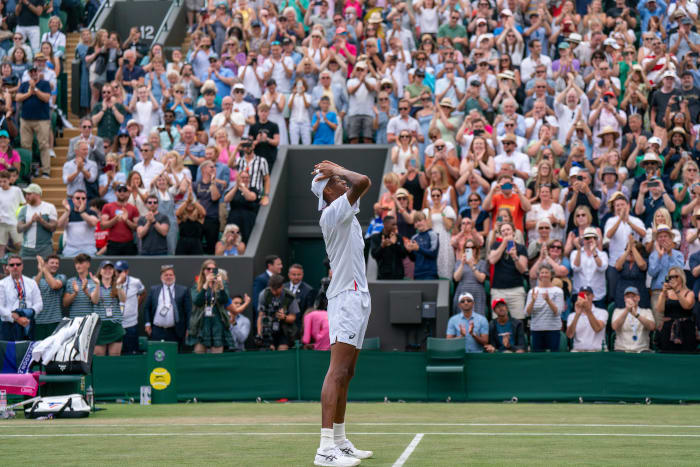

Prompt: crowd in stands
[
  {"left": 0, "top": 252, "right": 330, "bottom": 354},
  {"left": 0, "top": 0, "right": 699, "bottom": 354}
]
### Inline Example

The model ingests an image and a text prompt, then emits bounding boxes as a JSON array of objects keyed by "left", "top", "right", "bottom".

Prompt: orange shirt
[
  {"left": 491, "top": 193, "right": 525, "bottom": 232},
  {"left": 423, "top": 155, "right": 460, "bottom": 185}
]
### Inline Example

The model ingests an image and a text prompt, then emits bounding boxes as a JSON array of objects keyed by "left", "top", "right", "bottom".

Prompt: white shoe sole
[
  {"left": 314, "top": 455, "right": 361, "bottom": 466},
  {"left": 348, "top": 450, "right": 373, "bottom": 460}
]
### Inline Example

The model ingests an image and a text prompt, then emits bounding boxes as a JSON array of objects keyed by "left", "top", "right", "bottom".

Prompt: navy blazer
[
  {"left": 252, "top": 272, "right": 271, "bottom": 312},
  {"left": 143, "top": 283, "right": 192, "bottom": 339}
]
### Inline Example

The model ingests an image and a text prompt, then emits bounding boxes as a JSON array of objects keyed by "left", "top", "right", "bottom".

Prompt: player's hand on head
[{"left": 314, "top": 161, "right": 340, "bottom": 180}]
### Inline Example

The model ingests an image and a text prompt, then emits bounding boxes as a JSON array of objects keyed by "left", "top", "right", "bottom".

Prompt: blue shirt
[
  {"left": 19, "top": 80, "right": 51, "bottom": 120},
  {"left": 689, "top": 250, "right": 700, "bottom": 296},
  {"left": 364, "top": 216, "right": 383, "bottom": 239},
  {"left": 312, "top": 111, "right": 337, "bottom": 145},
  {"left": 446, "top": 312, "right": 489, "bottom": 353},
  {"left": 640, "top": 195, "right": 667, "bottom": 228},
  {"left": 411, "top": 229, "right": 439, "bottom": 280},
  {"left": 495, "top": 320, "right": 514, "bottom": 351},
  {"left": 648, "top": 249, "right": 684, "bottom": 290},
  {"left": 122, "top": 64, "right": 145, "bottom": 94},
  {"left": 210, "top": 67, "right": 235, "bottom": 97},
  {"left": 637, "top": 0, "right": 667, "bottom": 31}
]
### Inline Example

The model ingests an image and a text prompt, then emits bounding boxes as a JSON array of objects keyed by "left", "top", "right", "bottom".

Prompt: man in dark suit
[
  {"left": 144, "top": 265, "right": 192, "bottom": 346},
  {"left": 286, "top": 263, "right": 314, "bottom": 314},
  {"left": 252, "top": 254, "right": 283, "bottom": 312}
]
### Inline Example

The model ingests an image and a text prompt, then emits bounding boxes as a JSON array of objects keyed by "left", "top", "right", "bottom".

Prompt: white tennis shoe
[
  {"left": 336, "top": 439, "right": 373, "bottom": 459},
  {"left": 314, "top": 446, "right": 361, "bottom": 466}
]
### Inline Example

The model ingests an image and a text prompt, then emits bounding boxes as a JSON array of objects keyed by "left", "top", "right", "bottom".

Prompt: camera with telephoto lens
[
  {"left": 314, "top": 276, "right": 331, "bottom": 311},
  {"left": 255, "top": 313, "right": 275, "bottom": 348},
  {"left": 256, "top": 300, "right": 283, "bottom": 348}
]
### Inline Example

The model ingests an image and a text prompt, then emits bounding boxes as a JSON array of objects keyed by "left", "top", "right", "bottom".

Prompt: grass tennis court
[{"left": 3, "top": 402, "right": 700, "bottom": 465}]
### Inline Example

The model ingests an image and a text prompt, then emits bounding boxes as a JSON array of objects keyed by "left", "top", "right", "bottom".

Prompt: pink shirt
[
  {"left": 0, "top": 150, "right": 20, "bottom": 171},
  {"left": 302, "top": 310, "right": 330, "bottom": 351},
  {"left": 217, "top": 145, "right": 238, "bottom": 181}
]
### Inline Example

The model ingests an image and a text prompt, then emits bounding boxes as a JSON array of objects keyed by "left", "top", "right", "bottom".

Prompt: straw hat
[{"left": 598, "top": 126, "right": 620, "bottom": 139}]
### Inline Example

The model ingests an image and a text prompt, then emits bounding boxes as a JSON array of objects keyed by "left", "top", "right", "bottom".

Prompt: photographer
[
  {"left": 634, "top": 174, "right": 677, "bottom": 228},
  {"left": 256, "top": 274, "right": 299, "bottom": 351},
  {"left": 187, "top": 260, "right": 232, "bottom": 354}
]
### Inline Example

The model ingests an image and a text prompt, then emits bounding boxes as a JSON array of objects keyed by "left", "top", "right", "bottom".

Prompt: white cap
[
  {"left": 661, "top": 70, "right": 677, "bottom": 80},
  {"left": 603, "top": 38, "right": 621, "bottom": 49},
  {"left": 501, "top": 8, "right": 513, "bottom": 16},
  {"left": 311, "top": 173, "right": 330, "bottom": 211},
  {"left": 648, "top": 136, "right": 662, "bottom": 146},
  {"left": 458, "top": 292, "right": 474, "bottom": 302},
  {"left": 583, "top": 226, "right": 598, "bottom": 238},
  {"left": 569, "top": 166, "right": 582, "bottom": 176},
  {"left": 233, "top": 83, "right": 245, "bottom": 91}
]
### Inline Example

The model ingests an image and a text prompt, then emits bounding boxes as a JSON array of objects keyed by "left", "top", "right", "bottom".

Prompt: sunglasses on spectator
[
  {"left": 469, "top": 198, "right": 479, "bottom": 202},
  {"left": 549, "top": 244, "right": 562, "bottom": 250},
  {"left": 234, "top": 89, "right": 244, "bottom": 94},
  {"left": 538, "top": 226, "right": 550, "bottom": 230},
  {"left": 400, "top": 134, "right": 410, "bottom": 139},
  {"left": 147, "top": 200, "right": 158, "bottom": 205},
  {"left": 431, "top": 193, "right": 441, "bottom": 198},
  {"left": 460, "top": 298, "right": 473, "bottom": 303},
  {"left": 668, "top": 275, "right": 680, "bottom": 280},
  {"left": 435, "top": 145, "right": 445, "bottom": 150},
  {"left": 82, "top": 125, "right": 92, "bottom": 129},
  {"left": 399, "top": 107, "right": 409, "bottom": 111},
  {"left": 378, "top": 97, "right": 388, "bottom": 101},
  {"left": 117, "top": 187, "right": 128, "bottom": 192},
  {"left": 503, "top": 141, "right": 515, "bottom": 146},
  {"left": 74, "top": 196, "right": 86, "bottom": 200},
  {"left": 205, "top": 266, "right": 217, "bottom": 271},
  {"left": 8, "top": 262, "right": 22, "bottom": 267}
]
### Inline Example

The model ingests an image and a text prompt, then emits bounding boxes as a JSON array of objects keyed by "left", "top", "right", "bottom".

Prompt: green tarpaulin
[{"left": 91, "top": 350, "right": 700, "bottom": 403}]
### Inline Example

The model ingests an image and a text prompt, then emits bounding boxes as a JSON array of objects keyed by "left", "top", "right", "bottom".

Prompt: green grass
[{"left": 3, "top": 402, "right": 700, "bottom": 465}]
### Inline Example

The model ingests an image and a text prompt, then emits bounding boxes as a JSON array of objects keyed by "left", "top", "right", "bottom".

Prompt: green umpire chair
[{"left": 425, "top": 337, "right": 465, "bottom": 400}]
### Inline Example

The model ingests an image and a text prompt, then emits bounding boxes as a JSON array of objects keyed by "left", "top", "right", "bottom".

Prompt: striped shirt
[
  {"left": 66, "top": 277, "right": 95, "bottom": 318},
  {"left": 35, "top": 274, "right": 66, "bottom": 324},
  {"left": 237, "top": 155, "right": 269, "bottom": 194},
  {"left": 95, "top": 285, "right": 122, "bottom": 323},
  {"left": 525, "top": 286, "right": 565, "bottom": 331}
]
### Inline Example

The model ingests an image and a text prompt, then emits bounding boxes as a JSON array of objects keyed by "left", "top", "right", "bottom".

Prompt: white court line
[
  {"left": 4, "top": 432, "right": 700, "bottom": 438},
  {"left": 4, "top": 422, "right": 700, "bottom": 429},
  {"left": 392, "top": 433, "right": 424, "bottom": 467}
]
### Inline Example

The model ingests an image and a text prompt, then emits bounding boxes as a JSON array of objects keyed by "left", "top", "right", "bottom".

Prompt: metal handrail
[
  {"left": 153, "top": 0, "right": 182, "bottom": 46},
  {"left": 87, "top": 0, "right": 111, "bottom": 31}
]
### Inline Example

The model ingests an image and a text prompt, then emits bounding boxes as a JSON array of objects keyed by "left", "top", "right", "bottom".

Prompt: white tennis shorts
[{"left": 327, "top": 290, "right": 371, "bottom": 349}]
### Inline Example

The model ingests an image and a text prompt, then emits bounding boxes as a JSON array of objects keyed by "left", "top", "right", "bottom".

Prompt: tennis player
[{"left": 311, "top": 160, "right": 373, "bottom": 467}]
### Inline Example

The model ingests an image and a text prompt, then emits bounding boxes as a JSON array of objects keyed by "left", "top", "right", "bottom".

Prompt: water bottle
[
  {"left": 86, "top": 386, "right": 94, "bottom": 411},
  {"left": 0, "top": 389, "right": 6, "bottom": 414}
]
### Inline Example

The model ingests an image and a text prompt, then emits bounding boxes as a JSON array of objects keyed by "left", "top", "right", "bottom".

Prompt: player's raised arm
[{"left": 314, "top": 160, "right": 371, "bottom": 206}]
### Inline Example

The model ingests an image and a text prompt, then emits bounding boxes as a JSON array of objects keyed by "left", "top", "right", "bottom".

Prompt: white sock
[
  {"left": 333, "top": 422, "right": 346, "bottom": 444},
  {"left": 320, "top": 428, "right": 334, "bottom": 450}
]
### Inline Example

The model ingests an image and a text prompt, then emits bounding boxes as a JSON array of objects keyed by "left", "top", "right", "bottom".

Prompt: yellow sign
[{"left": 149, "top": 367, "right": 171, "bottom": 390}]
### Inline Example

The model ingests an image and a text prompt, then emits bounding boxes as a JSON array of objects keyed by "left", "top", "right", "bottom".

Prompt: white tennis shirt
[{"left": 320, "top": 193, "right": 369, "bottom": 300}]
